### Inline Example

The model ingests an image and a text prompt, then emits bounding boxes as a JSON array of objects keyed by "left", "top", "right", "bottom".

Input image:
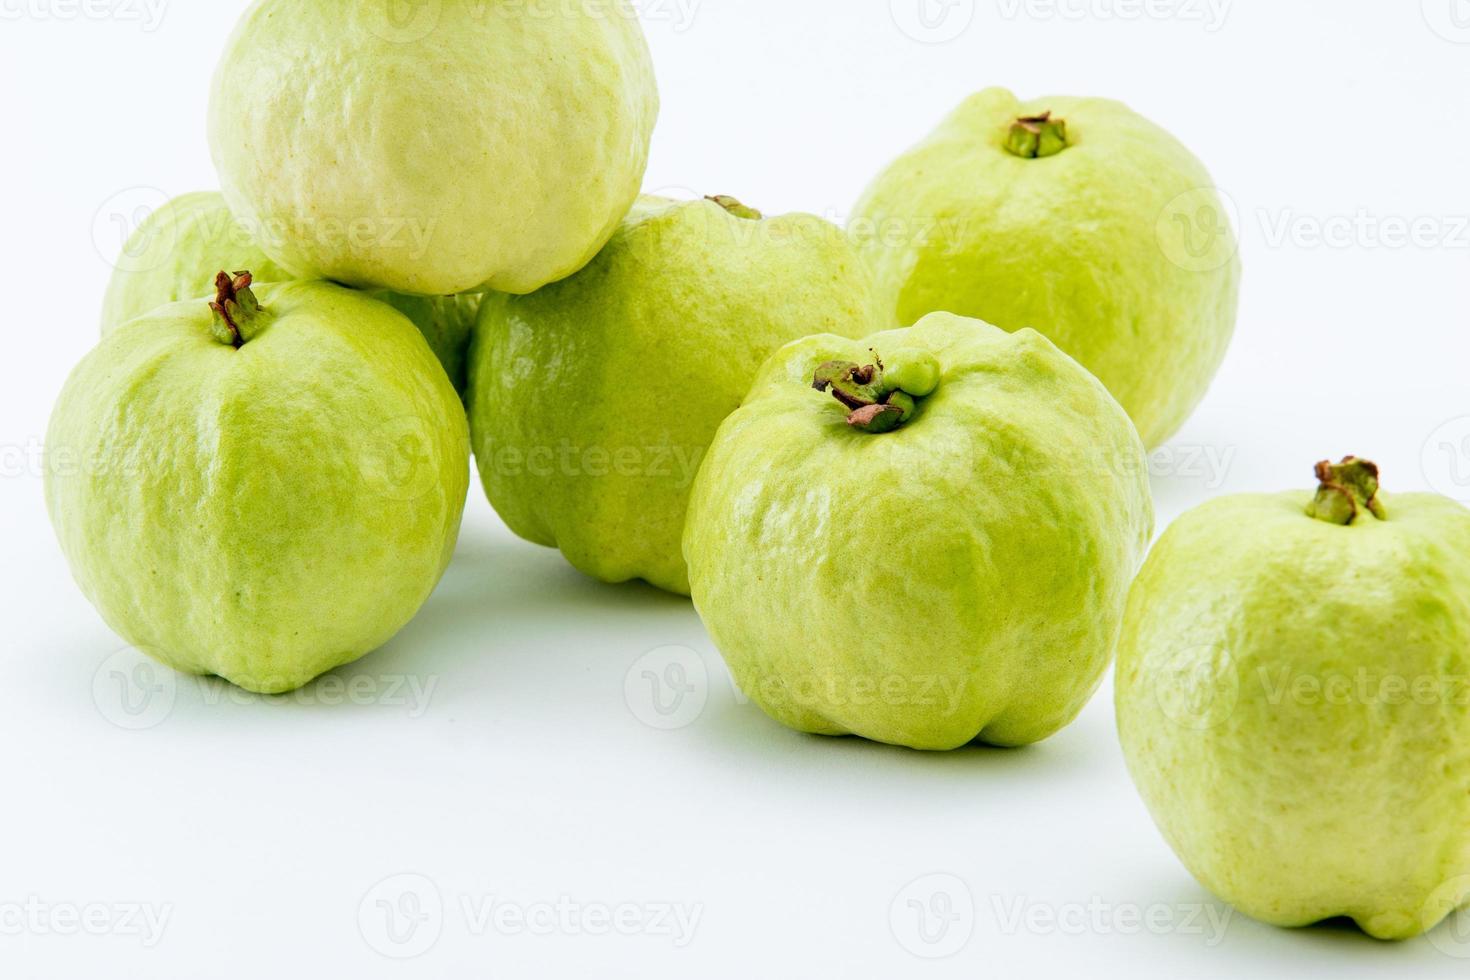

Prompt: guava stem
[
  {"left": 1005, "top": 112, "right": 1069, "bottom": 159},
  {"left": 846, "top": 402, "right": 906, "bottom": 433},
  {"left": 813, "top": 360, "right": 883, "bottom": 411},
  {"left": 208, "top": 270, "right": 267, "bottom": 349},
  {"left": 706, "top": 195, "right": 763, "bottom": 220},
  {"left": 1307, "top": 457, "right": 1388, "bottom": 525},
  {"left": 812, "top": 355, "right": 929, "bottom": 434}
]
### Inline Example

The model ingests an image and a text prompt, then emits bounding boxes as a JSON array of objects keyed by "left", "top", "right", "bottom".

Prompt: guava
[
  {"left": 682, "top": 312, "right": 1154, "bottom": 750},
  {"left": 366, "top": 291, "right": 481, "bottom": 397},
  {"left": 467, "top": 195, "right": 882, "bottom": 596},
  {"left": 101, "top": 192, "right": 480, "bottom": 394},
  {"left": 208, "top": 0, "right": 659, "bottom": 296},
  {"left": 48, "top": 273, "right": 470, "bottom": 694},
  {"left": 101, "top": 191, "right": 293, "bottom": 328},
  {"left": 1115, "top": 458, "right": 1470, "bottom": 940},
  {"left": 851, "top": 87, "right": 1241, "bottom": 448}
]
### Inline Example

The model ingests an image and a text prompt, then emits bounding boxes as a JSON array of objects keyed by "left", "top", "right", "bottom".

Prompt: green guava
[
  {"left": 366, "top": 291, "right": 481, "bottom": 397},
  {"left": 851, "top": 87, "right": 1241, "bottom": 448},
  {"left": 1115, "top": 458, "right": 1470, "bottom": 940},
  {"left": 682, "top": 312, "right": 1155, "bottom": 750},
  {"left": 101, "top": 191, "right": 293, "bottom": 327},
  {"left": 48, "top": 274, "right": 470, "bottom": 694},
  {"left": 101, "top": 192, "right": 480, "bottom": 394},
  {"left": 467, "top": 195, "right": 882, "bottom": 596},
  {"left": 208, "top": 0, "right": 659, "bottom": 296}
]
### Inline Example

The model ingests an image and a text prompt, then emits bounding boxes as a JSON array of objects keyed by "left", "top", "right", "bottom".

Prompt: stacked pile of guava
[{"left": 47, "top": 0, "right": 1470, "bottom": 942}]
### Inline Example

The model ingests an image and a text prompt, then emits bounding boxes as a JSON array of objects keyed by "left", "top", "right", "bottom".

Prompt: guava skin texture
[
  {"left": 48, "top": 279, "right": 470, "bottom": 695},
  {"left": 851, "top": 87, "right": 1241, "bottom": 448},
  {"left": 467, "top": 196, "right": 882, "bottom": 596},
  {"left": 208, "top": 0, "right": 659, "bottom": 297},
  {"left": 368, "top": 291, "right": 481, "bottom": 397},
  {"left": 1115, "top": 476, "right": 1470, "bottom": 939},
  {"left": 682, "top": 312, "right": 1155, "bottom": 751},
  {"left": 101, "top": 192, "right": 481, "bottom": 394}
]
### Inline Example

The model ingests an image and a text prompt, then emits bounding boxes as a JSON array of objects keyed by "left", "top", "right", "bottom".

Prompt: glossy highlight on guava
[
  {"left": 683, "top": 311, "right": 1155, "bottom": 750},
  {"left": 101, "top": 191, "right": 480, "bottom": 394},
  {"left": 467, "top": 194, "right": 883, "bottom": 595},
  {"left": 48, "top": 275, "right": 470, "bottom": 694},
  {"left": 851, "top": 87, "right": 1241, "bottom": 448},
  {"left": 1115, "top": 458, "right": 1470, "bottom": 940},
  {"left": 208, "top": 0, "right": 659, "bottom": 296}
]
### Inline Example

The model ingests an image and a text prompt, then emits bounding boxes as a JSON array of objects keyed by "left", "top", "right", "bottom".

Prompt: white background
[{"left": 3, "top": 0, "right": 1470, "bottom": 976}]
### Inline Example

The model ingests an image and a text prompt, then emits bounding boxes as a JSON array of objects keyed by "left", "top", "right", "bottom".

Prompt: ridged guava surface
[
  {"left": 684, "top": 312, "right": 1155, "bottom": 750},
  {"left": 852, "top": 87, "right": 1240, "bottom": 448},
  {"left": 1116, "top": 491, "right": 1470, "bottom": 939},
  {"left": 468, "top": 196, "right": 883, "bottom": 595},
  {"left": 208, "top": 0, "right": 659, "bottom": 295},
  {"left": 48, "top": 281, "right": 470, "bottom": 693}
]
